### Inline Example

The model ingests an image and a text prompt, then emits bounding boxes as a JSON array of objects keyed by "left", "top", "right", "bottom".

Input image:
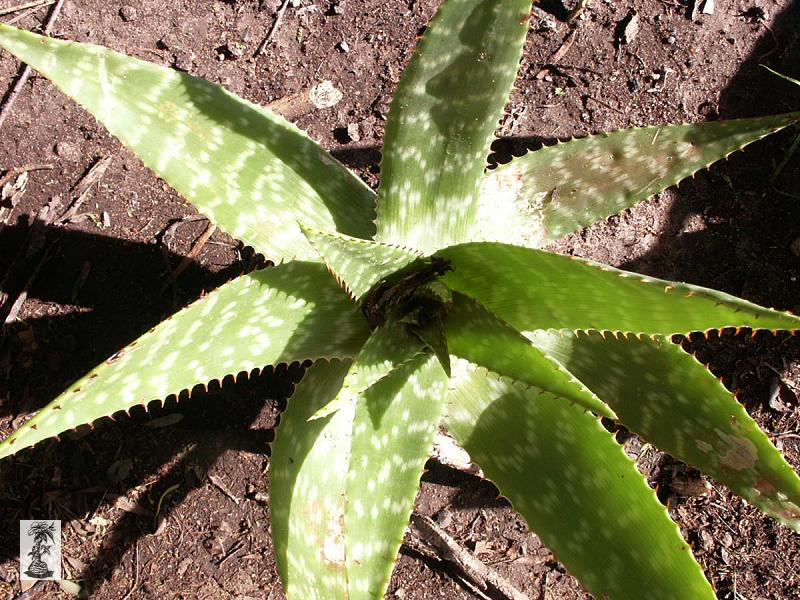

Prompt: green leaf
[
  {"left": 270, "top": 359, "right": 352, "bottom": 598},
  {"left": 271, "top": 355, "right": 448, "bottom": 599},
  {"left": 762, "top": 66, "right": 800, "bottom": 87},
  {"left": 0, "top": 24, "right": 376, "bottom": 262},
  {"left": 409, "top": 310, "right": 451, "bottom": 377},
  {"left": 444, "top": 362, "right": 716, "bottom": 600},
  {"left": 436, "top": 242, "right": 800, "bottom": 335},
  {"left": 531, "top": 329, "right": 800, "bottom": 531},
  {"left": 444, "top": 292, "right": 615, "bottom": 418},
  {"left": 310, "top": 321, "right": 425, "bottom": 421},
  {"left": 0, "top": 263, "right": 369, "bottom": 459},
  {"left": 346, "top": 354, "right": 447, "bottom": 597},
  {"left": 300, "top": 226, "right": 420, "bottom": 301},
  {"left": 478, "top": 113, "right": 800, "bottom": 246},
  {"left": 374, "top": 0, "right": 531, "bottom": 253}
]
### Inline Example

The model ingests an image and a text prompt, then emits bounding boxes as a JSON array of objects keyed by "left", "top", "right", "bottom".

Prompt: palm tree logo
[{"left": 24, "top": 521, "right": 56, "bottom": 579}]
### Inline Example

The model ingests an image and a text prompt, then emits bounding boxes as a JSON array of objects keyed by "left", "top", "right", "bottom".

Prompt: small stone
[
  {"left": 372, "top": 95, "right": 390, "bottom": 119},
  {"left": 54, "top": 141, "right": 81, "bottom": 162},
  {"left": 665, "top": 35, "right": 676, "bottom": 44},
  {"left": 435, "top": 509, "right": 453, "bottom": 528},
  {"left": 158, "top": 34, "right": 178, "bottom": 51},
  {"left": 309, "top": 80, "right": 343, "bottom": 109},
  {"left": 619, "top": 11, "right": 639, "bottom": 45},
  {"left": 700, "top": 530, "right": 715, "bottom": 552},
  {"left": 119, "top": 5, "right": 137, "bottom": 21},
  {"left": 669, "top": 474, "right": 711, "bottom": 497},
  {"left": 336, "top": 40, "right": 349, "bottom": 53},
  {"left": 346, "top": 123, "right": 361, "bottom": 142},
  {"left": 173, "top": 50, "right": 196, "bottom": 71},
  {"left": 768, "top": 377, "right": 794, "bottom": 412},
  {"left": 222, "top": 42, "right": 245, "bottom": 60}
]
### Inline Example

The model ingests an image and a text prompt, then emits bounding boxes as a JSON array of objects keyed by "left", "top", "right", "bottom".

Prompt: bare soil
[{"left": 0, "top": 0, "right": 799, "bottom": 599}]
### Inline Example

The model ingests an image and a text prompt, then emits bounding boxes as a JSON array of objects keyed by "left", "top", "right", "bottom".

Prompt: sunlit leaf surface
[
  {"left": 437, "top": 242, "right": 800, "bottom": 335},
  {"left": 375, "top": 0, "right": 531, "bottom": 252},
  {"left": 445, "top": 362, "right": 716, "bottom": 600},
  {"left": 0, "top": 24, "right": 376, "bottom": 261},
  {"left": 478, "top": 114, "right": 800, "bottom": 246},
  {"left": 0, "top": 263, "right": 369, "bottom": 459},
  {"left": 532, "top": 329, "right": 800, "bottom": 531}
]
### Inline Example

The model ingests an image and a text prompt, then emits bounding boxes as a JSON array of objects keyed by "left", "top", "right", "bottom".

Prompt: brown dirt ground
[{"left": 0, "top": 0, "right": 799, "bottom": 598}]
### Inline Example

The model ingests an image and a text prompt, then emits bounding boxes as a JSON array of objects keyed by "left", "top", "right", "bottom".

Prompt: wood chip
[
  {"left": 209, "top": 473, "right": 241, "bottom": 505},
  {"left": 112, "top": 495, "right": 153, "bottom": 517}
]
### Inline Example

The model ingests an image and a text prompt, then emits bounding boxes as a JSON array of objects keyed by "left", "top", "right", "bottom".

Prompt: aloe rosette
[{"left": 1, "top": 1, "right": 799, "bottom": 598}]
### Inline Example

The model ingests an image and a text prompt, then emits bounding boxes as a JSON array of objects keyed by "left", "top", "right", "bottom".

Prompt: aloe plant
[{"left": 1, "top": 2, "right": 799, "bottom": 598}]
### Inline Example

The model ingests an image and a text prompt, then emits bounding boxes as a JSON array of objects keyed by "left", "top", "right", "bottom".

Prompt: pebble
[
  {"left": 119, "top": 5, "right": 137, "bottom": 21},
  {"left": 54, "top": 140, "right": 81, "bottom": 162},
  {"left": 308, "top": 80, "right": 343, "bottom": 109},
  {"left": 435, "top": 509, "right": 453, "bottom": 528},
  {"left": 346, "top": 123, "right": 361, "bottom": 142},
  {"left": 336, "top": 40, "right": 350, "bottom": 53},
  {"left": 223, "top": 41, "right": 245, "bottom": 60}
]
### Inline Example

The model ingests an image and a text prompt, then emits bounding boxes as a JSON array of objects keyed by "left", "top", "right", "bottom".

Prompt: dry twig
[
  {"left": 535, "top": 28, "right": 578, "bottom": 80},
  {"left": 56, "top": 155, "right": 114, "bottom": 224},
  {"left": 6, "top": 1, "right": 55, "bottom": 25},
  {"left": 0, "top": 0, "right": 64, "bottom": 129},
  {"left": 0, "top": 0, "right": 53, "bottom": 17},
  {"left": 255, "top": 0, "right": 290, "bottom": 57},
  {"left": 409, "top": 514, "right": 530, "bottom": 600},
  {"left": 158, "top": 216, "right": 216, "bottom": 292},
  {"left": 163, "top": 220, "right": 216, "bottom": 289}
]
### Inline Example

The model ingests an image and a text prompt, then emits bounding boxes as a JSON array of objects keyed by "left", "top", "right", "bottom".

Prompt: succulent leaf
[
  {"left": 0, "top": 263, "right": 370, "bottom": 459},
  {"left": 478, "top": 113, "right": 800, "bottom": 246},
  {"left": 270, "top": 359, "right": 352, "bottom": 598},
  {"left": 444, "top": 292, "right": 615, "bottom": 417},
  {"left": 311, "top": 321, "right": 425, "bottom": 420},
  {"left": 271, "top": 355, "right": 448, "bottom": 599},
  {"left": 531, "top": 329, "right": 800, "bottom": 531},
  {"left": 444, "top": 362, "right": 716, "bottom": 600},
  {"left": 374, "top": 0, "right": 532, "bottom": 252},
  {"left": 436, "top": 242, "right": 800, "bottom": 335},
  {"left": 346, "top": 354, "right": 448, "bottom": 597},
  {"left": 0, "top": 24, "right": 376, "bottom": 262},
  {"left": 300, "top": 226, "right": 421, "bottom": 301},
  {"left": 409, "top": 310, "right": 451, "bottom": 376}
]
